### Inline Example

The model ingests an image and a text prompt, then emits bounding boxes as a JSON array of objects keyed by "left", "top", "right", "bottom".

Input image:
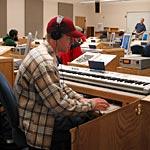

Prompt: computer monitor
[
  {"left": 88, "top": 60, "right": 105, "bottom": 71},
  {"left": 121, "top": 33, "right": 131, "bottom": 53}
]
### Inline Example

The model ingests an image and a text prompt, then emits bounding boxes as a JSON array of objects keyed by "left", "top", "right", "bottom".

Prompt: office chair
[
  {"left": 0, "top": 73, "right": 29, "bottom": 150},
  {"left": 142, "top": 32, "right": 149, "bottom": 41},
  {"left": 142, "top": 43, "right": 150, "bottom": 57}
]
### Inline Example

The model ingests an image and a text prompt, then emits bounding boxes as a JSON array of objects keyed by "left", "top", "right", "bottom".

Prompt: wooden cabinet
[
  {"left": 70, "top": 97, "right": 150, "bottom": 150},
  {"left": 0, "top": 56, "right": 14, "bottom": 87},
  {"left": 117, "top": 66, "right": 150, "bottom": 77},
  {"left": 101, "top": 48, "right": 124, "bottom": 71}
]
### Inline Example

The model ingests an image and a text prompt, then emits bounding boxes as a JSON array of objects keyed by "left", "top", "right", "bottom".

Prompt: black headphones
[{"left": 51, "top": 15, "right": 64, "bottom": 40}]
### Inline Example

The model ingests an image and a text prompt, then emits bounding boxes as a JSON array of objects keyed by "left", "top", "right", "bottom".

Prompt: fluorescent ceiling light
[
  {"left": 102, "top": 0, "right": 132, "bottom": 2},
  {"left": 80, "top": 0, "right": 95, "bottom": 3},
  {"left": 80, "top": 0, "right": 100, "bottom": 3},
  {"left": 79, "top": 0, "right": 132, "bottom": 3}
]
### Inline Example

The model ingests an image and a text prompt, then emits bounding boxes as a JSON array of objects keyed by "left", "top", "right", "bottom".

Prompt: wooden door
[
  {"left": 0, "top": 0, "right": 7, "bottom": 37},
  {"left": 75, "top": 16, "right": 86, "bottom": 31},
  {"left": 25, "top": 0, "right": 43, "bottom": 38},
  {"left": 86, "top": 26, "right": 94, "bottom": 37},
  {"left": 71, "top": 100, "right": 142, "bottom": 150},
  {"left": 58, "top": 2, "right": 73, "bottom": 20}
]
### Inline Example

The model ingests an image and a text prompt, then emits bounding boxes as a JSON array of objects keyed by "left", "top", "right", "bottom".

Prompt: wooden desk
[
  {"left": 101, "top": 48, "right": 124, "bottom": 71},
  {"left": 0, "top": 46, "right": 13, "bottom": 56},
  {"left": 98, "top": 42, "right": 112, "bottom": 49},
  {"left": 70, "top": 96, "right": 150, "bottom": 150},
  {"left": 0, "top": 56, "right": 14, "bottom": 87},
  {"left": 69, "top": 53, "right": 118, "bottom": 72},
  {"left": 69, "top": 48, "right": 124, "bottom": 72},
  {"left": 0, "top": 46, "right": 25, "bottom": 59},
  {"left": 117, "top": 66, "right": 150, "bottom": 76}
]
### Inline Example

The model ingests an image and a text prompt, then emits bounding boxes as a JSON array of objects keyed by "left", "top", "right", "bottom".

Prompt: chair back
[
  {"left": 131, "top": 45, "right": 144, "bottom": 54},
  {"left": 0, "top": 73, "right": 19, "bottom": 128},
  {"left": 142, "top": 32, "right": 149, "bottom": 41},
  {"left": 142, "top": 44, "right": 150, "bottom": 57},
  {"left": 0, "top": 73, "right": 28, "bottom": 149}
]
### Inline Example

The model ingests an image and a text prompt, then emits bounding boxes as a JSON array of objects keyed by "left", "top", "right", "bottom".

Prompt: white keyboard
[{"left": 59, "top": 65, "right": 150, "bottom": 95}]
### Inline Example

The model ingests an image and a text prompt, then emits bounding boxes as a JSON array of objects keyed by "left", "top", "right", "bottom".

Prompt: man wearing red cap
[{"left": 14, "top": 16, "right": 109, "bottom": 150}]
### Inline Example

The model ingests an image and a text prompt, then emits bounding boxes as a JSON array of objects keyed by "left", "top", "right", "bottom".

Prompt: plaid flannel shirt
[{"left": 14, "top": 42, "right": 94, "bottom": 149}]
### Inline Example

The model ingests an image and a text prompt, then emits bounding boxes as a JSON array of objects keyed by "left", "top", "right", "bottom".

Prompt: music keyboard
[{"left": 59, "top": 65, "right": 150, "bottom": 95}]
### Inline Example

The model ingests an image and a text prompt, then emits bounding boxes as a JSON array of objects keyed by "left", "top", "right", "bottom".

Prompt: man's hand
[
  {"left": 92, "top": 98, "right": 110, "bottom": 111},
  {"left": 80, "top": 98, "right": 110, "bottom": 111}
]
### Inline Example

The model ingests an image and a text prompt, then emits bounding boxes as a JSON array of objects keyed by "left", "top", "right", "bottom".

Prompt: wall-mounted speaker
[{"left": 95, "top": 1, "right": 100, "bottom": 13}]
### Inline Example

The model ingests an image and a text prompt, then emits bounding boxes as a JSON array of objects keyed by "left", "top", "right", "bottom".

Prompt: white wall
[
  {"left": 74, "top": 2, "right": 103, "bottom": 30},
  {"left": 100, "top": 1, "right": 150, "bottom": 31},
  {"left": 43, "top": 0, "right": 58, "bottom": 36},
  {"left": 7, "top": 0, "right": 24, "bottom": 37},
  {"left": 6, "top": 0, "right": 95, "bottom": 36},
  {"left": 6, "top": 0, "right": 150, "bottom": 36},
  {"left": 43, "top": 0, "right": 77, "bottom": 36},
  {"left": 44, "top": 0, "right": 94, "bottom": 36}
]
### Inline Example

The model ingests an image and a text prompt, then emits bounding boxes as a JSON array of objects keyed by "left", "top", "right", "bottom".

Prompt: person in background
[
  {"left": 133, "top": 18, "right": 146, "bottom": 39},
  {"left": 57, "top": 26, "right": 86, "bottom": 65},
  {"left": 3, "top": 29, "right": 18, "bottom": 46},
  {"left": 75, "top": 25, "right": 86, "bottom": 42},
  {"left": 14, "top": 16, "right": 109, "bottom": 150}
]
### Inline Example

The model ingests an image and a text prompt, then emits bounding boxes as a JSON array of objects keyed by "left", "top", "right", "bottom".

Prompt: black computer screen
[{"left": 88, "top": 61, "right": 105, "bottom": 71}]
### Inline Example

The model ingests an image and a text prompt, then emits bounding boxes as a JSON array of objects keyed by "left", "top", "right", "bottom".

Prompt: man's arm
[
  {"left": 137, "top": 30, "right": 145, "bottom": 36},
  {"left": 33, "top": 62, "right": 109, "bottom": 117},
  {"left": 33, "top": 62, "right": 95, "bottom": 116}
]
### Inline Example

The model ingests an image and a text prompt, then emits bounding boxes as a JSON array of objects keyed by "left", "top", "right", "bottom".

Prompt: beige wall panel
[
  {"left": 25, "top": 0, "right": 43, "bottom": 38},
  {"left": 0, "top": 0, "right": 7, "bottom": 37},
  {"left": 58, "top": 2, "right": 73, "bottom": 20}
]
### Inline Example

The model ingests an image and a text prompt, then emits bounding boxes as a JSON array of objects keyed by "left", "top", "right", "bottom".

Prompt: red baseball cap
[{"left": 47, "top": 16, "right": 84, "bottom": 38}]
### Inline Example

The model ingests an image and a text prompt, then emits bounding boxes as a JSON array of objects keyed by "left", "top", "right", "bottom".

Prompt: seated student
[
  {"left": 58, "top": 38, "right": 83, "bottom": 65},
  {"left": 3, "top": 29, "right": 18, "bottom": 47},
  {"left": 57, "top": 26, "right": 86, "bottom": 65},
  {"left": 14, "top": 16, "right": 109, "bottom": 150}
]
